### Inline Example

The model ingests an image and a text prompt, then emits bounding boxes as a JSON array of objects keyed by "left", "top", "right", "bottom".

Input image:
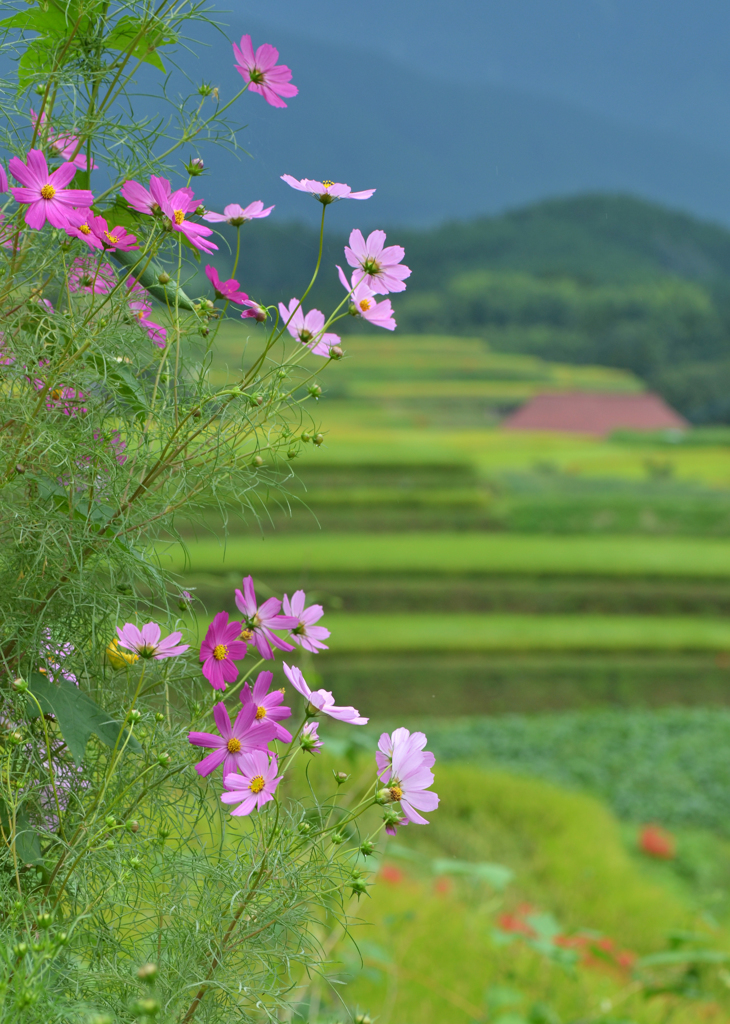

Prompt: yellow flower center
[
  {"left": 240, "top": 628, "right": 253, "bottom": 642},
  {"left": 249, "top": 775, "right": 265, "bottom": 794},
  {"left": 389, "top": 785, "right": 403, "bottom": 802},
  {"left": 255, "top": 706, "right": 267, "bottom": 720},
  {"left": 212, "top": 643, "right": 228, "bottom": 661},
  {"left": 106, "top": 637, "right": 139, "bottom": 668},
  {"left": 40, "top": 183, "right": 56, "bottom": 200},
  {"left": 359, "top": 298, "right": 372, "bottom": 312},
  {"left": 79, "top": 223, "right": 91, "bottom": 234},
  {"left": 136, "top": 310, "right": 145, "bottom": 320},
  {"left": 322, "top": 180, "right": 335, "bottom": 188},
  {"left": 227, "top": 737, "right": 241, "bottom": 753},
  {"left": 105, "top": 231, "right": 119, "bottom": 244},
  {"left": 174, "top": 209, "right": 185, "bottom": 225}
]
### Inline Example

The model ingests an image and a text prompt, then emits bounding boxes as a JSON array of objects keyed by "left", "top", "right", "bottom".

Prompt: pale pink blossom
[
  {"left": 281, "top": 176, "right": 375, "bottom": 204},
  {"left": 205, "top": 265, "right": 248, "bottom": 303},
  {"left": 376, "top": 728, "right": 439, "bottom": 835},
  {"left": 282, "top": 590, "right": 329, "bottom": 652},
  {"left": 278, "top": 299, "right": 340, "bottom": 357},
  {"left": 116, "top": 622, "right": 189, "bottom": 659},
  {"left": 233, "top": 35, "right": 298, "bottom": 108},
  {"left": 300, "top": 721, "right": 323, "bottom": 754},
  {"left": 188, "top": 701, "right": 275, "bottom": 778},
  {"left": 337, "top": 265, "right": 396, "bottom": 330},
  {"left": 221, "top": 750, "right": 282, "bottom": 815},
  {"left": 240, "top": 670, "right": 292, "bottom": 742},
  {"left": 203, "top": 201, "right": 274, "bottom": 225},
  {"left": 234, "top": 576, "right": 298, "bottom": 660},
  {"left": 282, "top": 663, "right": 368, "bottom": 725},
  {"left": 9, "top": 149, "right": 93, "bottom": 230},
  {"left": 344, "top": 229, "right": 411, "bottom": 295}
]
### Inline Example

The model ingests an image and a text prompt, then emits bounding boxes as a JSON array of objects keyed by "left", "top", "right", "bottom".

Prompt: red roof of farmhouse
[{"left": 502, "top": 391, "right": 688, "bottom": 437}]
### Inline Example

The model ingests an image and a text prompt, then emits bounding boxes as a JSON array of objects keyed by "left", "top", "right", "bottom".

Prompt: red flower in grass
[{"left": 639, "top": 824, "right": 676, "bottom": 860}]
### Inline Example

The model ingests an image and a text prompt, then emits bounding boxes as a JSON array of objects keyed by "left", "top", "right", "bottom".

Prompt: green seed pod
[
  {"left": 329, "top": 346, "right": 343, "bottom": 360},
  {"left": 252, "top": 455, "right": 264, "bottom": 468},
  {"left": 301, "top": 432, "right": 311, "bottom": 442},
  {"left": 155, "top": 712, "right": 164, "bottom": 723},
  {"left": 137, "top": 962, "right": 158, "bottom": 983},
  {"left": 36, "top": 913, "right": 52, "bottom": 929},
  {"left": 128, "top": 709, "right": 142, "bottom": 723},
  {"left": 360, "top": 840, "right": 375, "bottom": 857},
  {"left": 131, "top": 997, "right": 160, "bottom": 1017},
  {"left": 297, "top": 821, "right": 311, "bottom": 835},
  {"left": 287, "top": 449, "right": 297, "bottom": 460},
  {"left": 157, "top": 752, "right": 171, "bottom": 768},
  {"left": 350, "top": 877, "right": 368, "bottom": 896},
  {"left": 331, "top": 831, "right": 346, "bottom": 845},
  {"left": 126, "top": 820, "right": 140, "bottom": 833},
  {"left": 105, "top": 815, "right": 116, "bottom": 828},
  {"left": 333, "top": 771, "right": 350, "bottom": 786},
  {"left": 313, "top": 433, "right": 324, "bottom": 446},
  {"left": 105, "top": 839, "right": 115, "bottom": 850}
]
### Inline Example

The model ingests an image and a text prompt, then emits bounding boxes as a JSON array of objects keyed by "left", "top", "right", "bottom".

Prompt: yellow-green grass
[
  {"left": 335, "top": 766, "right": 728, "bottom": 1023},
  {"left": 161, "top": 532, "right": 730, "bottom": 578}
]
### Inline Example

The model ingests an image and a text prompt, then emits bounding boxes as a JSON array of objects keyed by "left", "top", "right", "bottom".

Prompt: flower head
[
  {"left": 99, "top": 222, "right": 138, "bottom": 251},
  {"left": 9, "top": 149, "right": 93, "bottom": 230},
  {"left": 282, "top": 663, "right": 368, "bottom": 725},
  {"left": 233, "top": 35, "right": 298, "bottom": 108},
  {"left": 68, "top": 257, "right": 115, "bottom": 294},
  {"left": 161, "top": 188, "right": 217, "bottom": 254},
  {"left": 106, "top": 637, "right": 139, "bottom": 670},
  {"left": 205, "top": 265, "right": 248, "bottom": 303},
  {"left": 278, "top": 299, "right": 340, "bottom": 357},
  {"left": 121, "top": 176, "right": 194, "bottom": 216},
  {"left": 203, "top": 201, "right": 274, "bottom": 225},
  {"left": 65, "top": 209, "right": 105, "bottom": 249},
  {"left": 240, "top": 670, "right": 293, "bottom": 742},
  {"left": 300, "top": 721, "right": 323, "bottom": 754},
  {"left": 0, "top": 164, "right": 7, "bottom": 193},
  {"left": 116, "top": 622, "right": 189, "bottom": 660},
  {"left": 221, "top": 750, "right": 282, "bottom": 815},
  {"left": 30, "top": 109, "right": 98, "bottom": 171},
  {"left": 337, "top": 266, "right": 396, "bottom": 331},
  {"left": 234, "top": 576, "right": 298, "bottom": 660},
  {"left": 240, "top": 300, "right": 268, "bottom": 322},
  {"left": 40, "top": 629, "right": 77, "bottom": 686},
  {"left": 344, "top": 229, "right": 411, "bottom": 295},
  {"left": 282, "top": 590, "right": 329, "bottom": 652},
  {"left": 376, "top": 728, "right": 438, "bottom": 834},
  {"left": 199, "top": 610, "right": 248, "bottom": 691},
  {"left": 281, "top": 176, "right": 375, "bottom": 205},
  {"left": 189, "top": 701, "right": 276, "bottom": 779}
]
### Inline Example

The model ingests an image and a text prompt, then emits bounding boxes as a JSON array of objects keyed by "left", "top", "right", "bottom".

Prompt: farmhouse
[{"left": 501, "top": 391, "right": 688, "bottom": 438}]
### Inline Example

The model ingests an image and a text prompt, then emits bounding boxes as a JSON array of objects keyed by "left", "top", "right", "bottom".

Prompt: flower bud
[
  {"left": 198, "top": 82, "right": 214, "bottom": 96},
  {"left": 350, "top": 878, "right": 368, "bottom": 898},
  {"left": 154, "top": 712, "right": 164, "bottom": 723},
  {"left": 287, "top": 449, "right": 297, "bottom": 460},
  {"left": 36, "top": 912, "right": 52, "bottom": 930},
  {"left": 178, "top": 590, "right": 193, "bottom": 611},
  {"left": 354, "top": 1014, "right": 373, "bottom": 1024},
  {"left": 333, "top": 771, "right": 350, "bottom": 786},
  {"left": 360, "top": 840, "right": 375, "bottom": 857},
  {"left": 157, "top": 752, "right": 171, "bottom": 768},
  {"left": 331, "top": 831, "right": 346, "bottom": 845},
  {"left": 137, "top": 962, "right": 158, "bottom": 983},
  {"left": 348, "top": 302, "right": 358, "bottom": 316},
  {"left": 157, "top": 826, "right": 171, "bottom": 841},
  {"left": 105, "top": 839, "right": 114, "bottom": 850},
  {"left": 195, "top": 204, "right": 205, "bottom": 216},
  {"left": 126, "top": 820, "right": 140, "bottom": 833},
  {"left": 382, "top": 807, "right": 403, "bottom": 828},
  {"left": 329, "top": 346, "right": 343, "bottom": 360},
  {"left": 131, "top": 997, "right": 160, "bottom": 1017},
  {"left": 301, "top": 432, "right": 311, "bottom": 442},
  {"left": 11, "top": 677, "right": 28, "bottom": 693},
  {"left": 8, "top": 731, "right": 24, "bottom": 745},
  {"left": 15, "top": 464, "right": 25, "bottom": 474},
  {"left": 297, "top": 821, "right": 311, "bottom": 835},
  {"left": 128, "top": 709, "right": 141, "bottom": 723},
  {"left": 186, "top": 157, "right": 204, "bottom": 176},
  {"left": 13, "top": 942, "right": 28, "bottom": 957},
  {"left": 89, "top": 1016, "right": 114, "bottom": 1024},
  {"left": 55, "top": 931, "right": 68, "bottom": 945},
  {"left": 376, "top": 787, "right": 393, "bottom": 805},
  {"left": 34, "top": 82, "right": 46, "bottom": 95},
  {"left": 308, "top": 384, "right": 322, "bottom": 398},
  {"left": 157, "top": 271, "right": 171, "bottom": 285},
  {"left": 105, "top": 815, "right": 116, "bottom": 828},
  {"left": 129, "top": 855, "right": 143, "bottom": 869},
  {"left": 252, "top": 455, "right": 263, "bottom": 468},
  {"left": 313, "top": 433, "right": 324, "bottom": 446}
]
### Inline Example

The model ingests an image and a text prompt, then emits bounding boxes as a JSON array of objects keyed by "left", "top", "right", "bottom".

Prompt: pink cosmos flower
[
  {"left": 282, "top": 590, "right": 330, "bottom": 653},
  {"left": 160, "top": 188, "right": 217, "bottom": 254},
  {"left": 143, "top": 320, "right": 167, "bottom": 347},
  {"left": 65, "top": 209, "right": 105, "bottom": 249},
  {"left": 344, "top": 229, "right": 411, "bottom": 295},
  {"left": 68, "top": 257, "right": 115, "bottom": 294},
  {"left": 99, "top": 222, "right": 138, "bottom": 251},
  {"left": 300, "top": 721, "right": 323, "bottom": 754},
  {"left": 121, "top": 176, "right": 194, "bottom": 216},
  {"left": 9, "top": 149, "right": 93, "bottom": 230},
  {"left": 376, "top": 728, "right": 439, "bottom": 835},
  {"left": 126, "top": 280, "right": 167, "bottom": 346},
  {"left": 43, "top": 385, "right": 87, "bottom": 417},
  {"left": 234, "top": 576, "right": 298, "bottom": 660},
  {"left": 116, "top": 622, "right": 189, "bottom": 659},
  {"left": 337, "top": 265, "right": 396, "bottom": 331},
  {"left": 203, "top": 201, "right": 274, "bottom": 225},
  {"left": 221, "top": 750, "right": 283, "bottom": 815},
  {"left": 189, "top": 701, "right": 276, "bottom": 778},
  {"left": 205, "top": 265, "right": 248, "bottom": 303},
  {"left": 281, "top": 176, "right": 375, "bottom": 204},
  {"left": 282, "top": 663, "right": 368, "bottom": 725},
  {"left": 200, "top": 610, "right": 248, "bottom": 691},
  {"left": 232, "top": 35, "right": 298, "bottom": 108},
  {"left": 30, "top": 108, "right": 97, "bottom": 171},
  {"left": 278, "top": 299, "right": 340, "bottom": 357},
  {"left": 41, "top": 629, "right": 77, "bottom": 686},
  {"left": 0, "top": 164, "right": 7, "bottom": 193},
  {"left": 240, "top": 670, "right": 293, "bottom": 743},
  {"left": 240, "top": 300, "right": 268, "bottom": 322}
]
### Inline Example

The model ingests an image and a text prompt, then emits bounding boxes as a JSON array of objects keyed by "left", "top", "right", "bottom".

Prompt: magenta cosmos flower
[
  {"left": 9, "top": 149, "right": 93, "bottom": 230},
  {"left": 240, "top": 299, "right": 268, "bottom": 322},
  {"left": 161, "top": 188, "right": 217, "bottom": 254},
  {"left": 126, "top": 279, "right": 167, "bottom": 347},
  {"left": 200, "top": 610, "right": 249, "bottom": 691},
  {"left": 281, "top": 176, "right": 375, "bottom": 204},
  {"left": 205, "top": 265, "right": 248, "bottom": 303},
  {"left": 376, "top": 728, "right": 439, "bottom": 835},
  {"left": 65, "top": 209, "right": 105, "bottom": 249},
  {"left": 282, "top": 590, "right": 330, "bottom": 653},
  {"left": 0, "top": 164, "right": 8, "bottom": 193},
  {"left": 68, "top": 257, "right": 116, "bottom": 294},
  {"left": 203, "top": 201, "right": 274, "bottom": 225},
  {"left": 121, "top": 176, "right": 194, "bottom": 216},
  {"left": 240, "top": 670, "right": 293, "bottom": 742},
  {"left": 337, "top": 266, "right": 396, "bottom": 331},
  {"left": 116, "top": 622, "right": 189, "bottom": 659},
  {"left": 221, "top": 750, "right": 283, "bottom": 815},
  {"left": 278, "top": 299, "right": 340, "bottom": 357},
  {"left": 189, "top": 701, "right": 276, "bottom": 778},
  {"left": 233, "top": 35, "right": 298, "bottom": 108},
  {"left": 344, "top": 229, "right": 411, "bottom": 295},
  {"left": 234, "top": 576, "right": 298, "bottom": 660},
  {"left": 282, "top": 663, "right": 368, "bottom": 725}
]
